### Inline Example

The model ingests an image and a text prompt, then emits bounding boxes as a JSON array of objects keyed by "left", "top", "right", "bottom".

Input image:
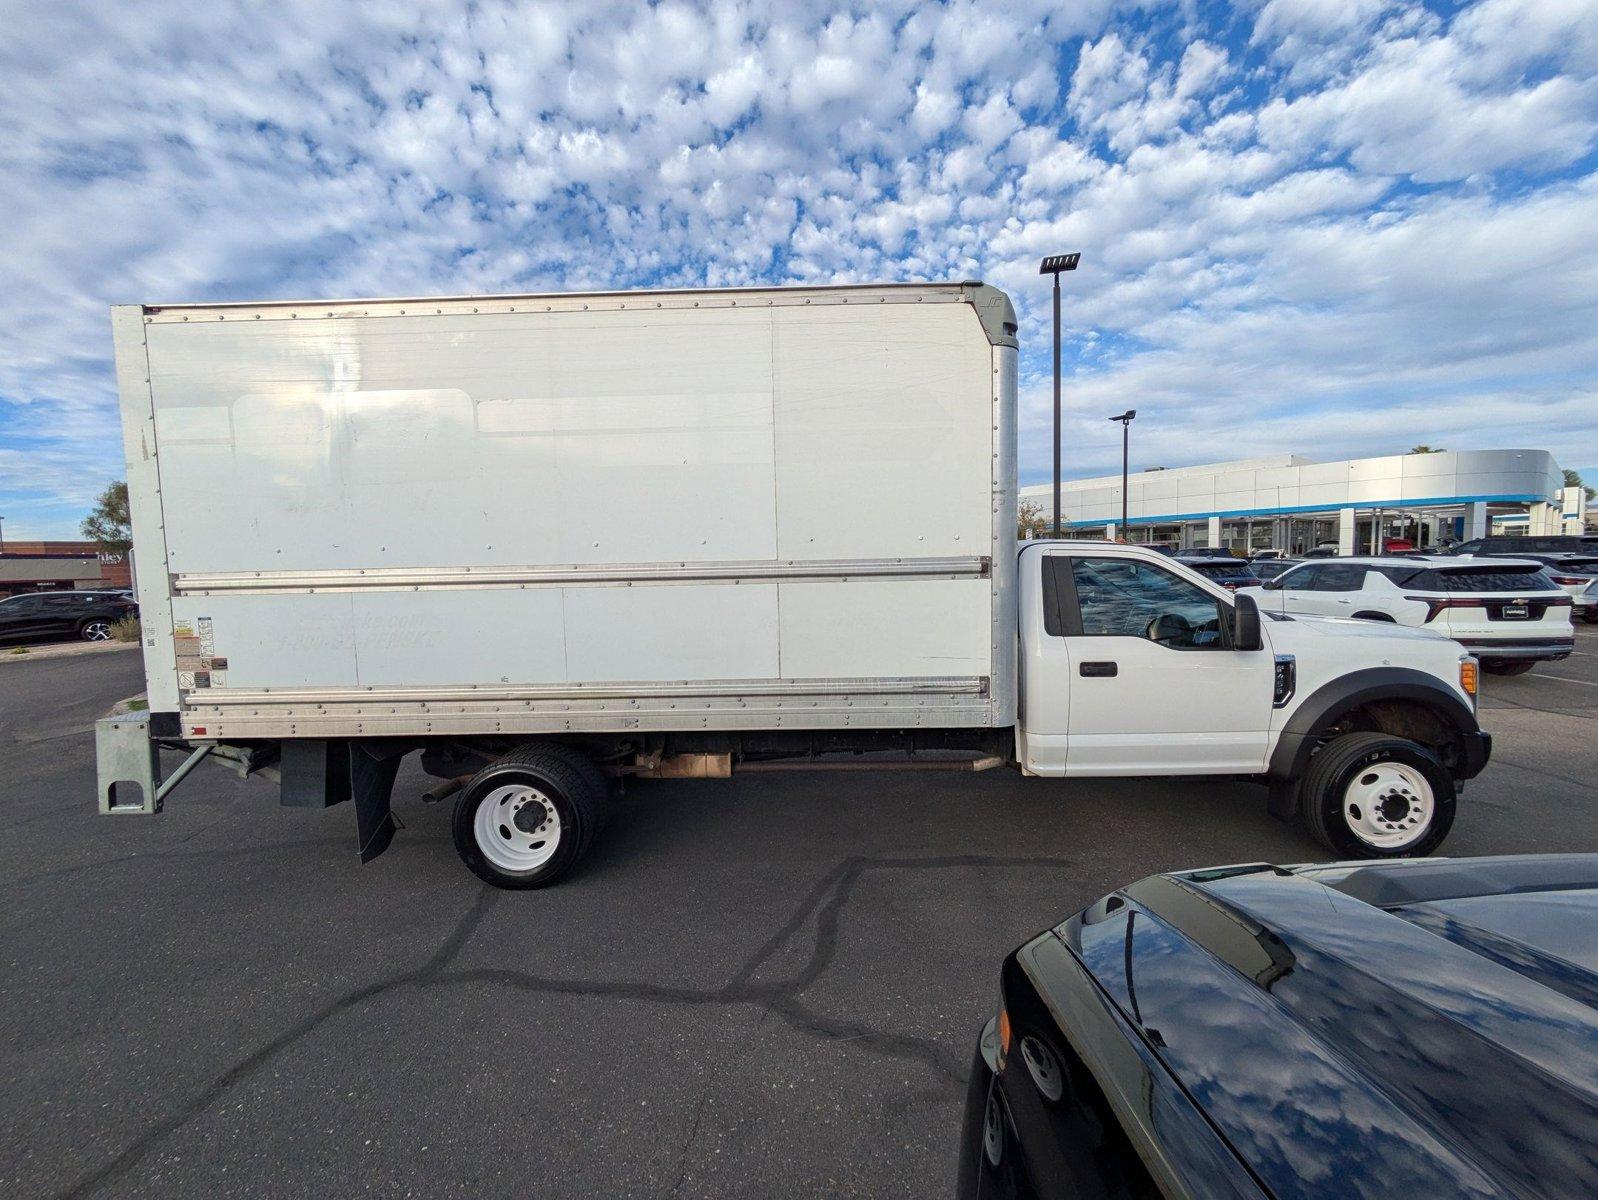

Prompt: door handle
[{"left": 1079, "top": 661, "right": 1118, "bottom": 677}]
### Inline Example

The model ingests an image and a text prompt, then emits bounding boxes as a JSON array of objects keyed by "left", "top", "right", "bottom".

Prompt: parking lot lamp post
[
  {"left": 1039, "top": 254, "right": 1081, "bottom": 536},
  {"left": 1108, "top": 410, "right": 1136, "bottom": 540}
]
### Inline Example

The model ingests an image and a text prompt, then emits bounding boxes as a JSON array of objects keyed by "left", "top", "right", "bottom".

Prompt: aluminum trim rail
[
  {"left": 173, "top": 556, "right": 990, "bottom": 596},
  {"left": 192, "top": 675, "right": 989, "bottom": 706}
]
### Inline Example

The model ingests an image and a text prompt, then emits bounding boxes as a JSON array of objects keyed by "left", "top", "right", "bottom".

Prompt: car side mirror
[{"left": 1231, "top": 593, "right": 1263, "bottom": 651}]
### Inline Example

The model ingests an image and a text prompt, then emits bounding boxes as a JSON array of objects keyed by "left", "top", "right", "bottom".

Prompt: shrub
[{"left": 111, "top": 615, "right": 142, "bottom": 643}]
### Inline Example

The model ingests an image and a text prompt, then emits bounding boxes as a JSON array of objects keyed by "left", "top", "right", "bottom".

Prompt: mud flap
[
  {"left": 350, "top": 741, "right": 409, "bottom": 863},
  {"left": 1267, "top": 776, "right": 1302, "bottom": 823}
]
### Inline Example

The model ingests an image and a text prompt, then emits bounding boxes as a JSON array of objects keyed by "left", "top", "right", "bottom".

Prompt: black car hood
[{"left": 1060, "top": 856, "right": 1598, "bottom": 1199}]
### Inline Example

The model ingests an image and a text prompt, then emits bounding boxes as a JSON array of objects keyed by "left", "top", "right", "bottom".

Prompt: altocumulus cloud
[{"left": 1, "top": 0, "right": 1596, "bottom": 535}]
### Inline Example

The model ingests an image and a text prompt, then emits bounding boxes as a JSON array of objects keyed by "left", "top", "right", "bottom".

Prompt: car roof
[
  {"left": 1061, "top": 855, "right": 1598, "bottom": 1196},
  {"left": 1305, "top": 555, "right": 1545, "bottom": 567}
]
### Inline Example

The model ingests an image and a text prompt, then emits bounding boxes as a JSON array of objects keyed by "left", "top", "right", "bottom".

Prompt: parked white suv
[
  {"left": 1458, "top": 552, "right": 1598, "bottom": 625},
  {"left": 1239, "top": 557, "right": 1575, "bottom": 676}
]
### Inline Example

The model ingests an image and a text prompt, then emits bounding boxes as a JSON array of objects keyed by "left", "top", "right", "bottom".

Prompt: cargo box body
[{"left": 112, "top": 282, "right": 1019, "bottom": 741}]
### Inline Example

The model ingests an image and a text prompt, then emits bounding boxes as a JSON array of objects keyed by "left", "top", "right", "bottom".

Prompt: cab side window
[
  {"left": 1317, "top": 564, "right": 1367, "bottom": 592},
  {"left": 1278, "top": 565, "right": 1320, "bottom": 590},
  {"left": 1071, "top": 559, "right": 1225, "bottom": 649}
]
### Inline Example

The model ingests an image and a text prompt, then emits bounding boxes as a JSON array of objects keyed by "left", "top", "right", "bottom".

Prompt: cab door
[
  {"left": 1019, "top": 550, "right": 1275, "bottom": 776},
  {"left": 1273, "top": 563, "right": 1328, "bottom": 615}
]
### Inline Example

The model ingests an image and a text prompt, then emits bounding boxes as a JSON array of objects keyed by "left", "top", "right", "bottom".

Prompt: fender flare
[{"left": 1269, "top": 668, "right": 1481, "bottom": 782}]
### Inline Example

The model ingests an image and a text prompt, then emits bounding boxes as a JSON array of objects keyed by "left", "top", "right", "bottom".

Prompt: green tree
[
  {"left": 1563, "top": 468, "right": 1596, "bottom": 502},
  {"left": 1408, "top": 444, "right": 1443, "bottom": 454},
  {"left": 81, "top": 481, "right": 132, "bottom": 554}
]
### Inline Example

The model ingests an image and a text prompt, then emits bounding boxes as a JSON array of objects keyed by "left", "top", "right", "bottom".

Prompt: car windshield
[{"left": 1407, "top": 566, "right": 1561, "bottom": 593}]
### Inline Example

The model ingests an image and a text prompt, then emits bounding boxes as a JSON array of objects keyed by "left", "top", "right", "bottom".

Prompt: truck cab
[{"left": 1017, "top": 542, "right": 1489, "bottom": 858}]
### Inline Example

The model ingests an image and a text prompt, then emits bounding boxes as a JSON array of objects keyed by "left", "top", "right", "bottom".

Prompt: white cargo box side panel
[
  {"left": 133, "top": 284, "right": 1014, "bottom": 737},
  {"left": 772, "top": 305, "right": 991, "bottom": 558},
  {"left": 144, "top": 308, "right": 781, "bottom": 572},
  {"left": 776, "top": 579, "right": 992, "bottom": 678}
]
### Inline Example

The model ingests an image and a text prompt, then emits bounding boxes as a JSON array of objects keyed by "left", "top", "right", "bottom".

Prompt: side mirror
[{"left": 1231, "top": 593, "right": 1263, "bottom": 652}]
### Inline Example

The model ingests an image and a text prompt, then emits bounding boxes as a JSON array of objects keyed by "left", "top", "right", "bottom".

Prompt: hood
[
  {"left": 1270, "top": 613, "right": 1450, "bottom": 643},
  {"left": 1062, "top": 859, "right": 1598, "bottom": 1199}
]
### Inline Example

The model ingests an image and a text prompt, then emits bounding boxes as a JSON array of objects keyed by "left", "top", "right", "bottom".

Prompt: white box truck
[{"left": 98, "top": 282, "right": 1492, "bottom": 887}]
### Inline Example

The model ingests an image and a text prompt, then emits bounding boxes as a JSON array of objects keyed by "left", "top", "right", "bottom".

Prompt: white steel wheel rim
[
  {"left": 83, "top": 621, "right": 112, "bottom": 641},
  {"left": 474, "top": 783, "right": 562, "bottom": 873},
  {"left": 1343, "top": 762, "right": 1434, "bottom": 849}
]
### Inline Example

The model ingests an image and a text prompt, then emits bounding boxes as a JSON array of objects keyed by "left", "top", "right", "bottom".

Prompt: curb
[{"left": 0, "top": 640, "right": 140, "bottom": 665}]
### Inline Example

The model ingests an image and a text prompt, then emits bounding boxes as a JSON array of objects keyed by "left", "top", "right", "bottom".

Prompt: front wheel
[
  {"left": 1299, "top": 732, "right": 1455, "bottom": 859},
  {"left": 452, "top": 744, "right": 609, "bottom": 889},
  {"left": 1480, "top": 660, "right": 1535, "bottom": 676}
]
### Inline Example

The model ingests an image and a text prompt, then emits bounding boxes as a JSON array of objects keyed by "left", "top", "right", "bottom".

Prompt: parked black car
[
  {"left": 0, "top": 590, "right": 136, "bottom": 643},
  {"left": 1174, "top": 556, "right": 1262, "bottom": 590},
  {"left": 958, "top": 854, "right": 1598, "bottom": 1199}
]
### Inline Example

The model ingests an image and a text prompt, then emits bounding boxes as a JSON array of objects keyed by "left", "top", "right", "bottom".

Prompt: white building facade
[{"left": 1020, "top": 449, "right": 1580, "bottom": 555}]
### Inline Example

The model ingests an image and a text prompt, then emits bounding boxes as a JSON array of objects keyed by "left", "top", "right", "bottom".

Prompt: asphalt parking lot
[{"left": 3, "top": 631, "right": 1596, "bottom": 1199}]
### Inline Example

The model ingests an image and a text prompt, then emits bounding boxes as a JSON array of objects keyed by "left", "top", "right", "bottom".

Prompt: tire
[
  {"left": 1351, "top": 612, "right": 1395, "bottom": 622},
  {"left": 1480, "top": 660, "right": 1536, "bottom": 676},
  {"left": 452, "top": 743, "right": 609, "bottom": 889},
  {"left": 1299, "top": 732, "right": 1455, "bottom": 859},
  {"left": 79, "top": 620, "right": 113, "bottom": 642}
]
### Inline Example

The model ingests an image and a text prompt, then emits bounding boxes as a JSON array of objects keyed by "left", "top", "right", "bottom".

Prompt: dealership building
[
  {"left": 0, "top": 541, "right": 132, "bottom": 598},
  {"left": 1020, "top": 449, "right": 1586, "bottom": 555}
]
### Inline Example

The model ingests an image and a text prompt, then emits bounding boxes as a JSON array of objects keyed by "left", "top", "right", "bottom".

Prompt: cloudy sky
[{"left": 1, "top": 0, "right": 1595, "bottom": 538}]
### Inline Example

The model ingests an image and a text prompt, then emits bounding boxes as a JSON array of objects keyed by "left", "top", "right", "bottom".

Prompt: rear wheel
[
  {"left": 452, "top": 744, "right": 609, "bottom": 889},
  {"left": 1480, "top": 660, "right": 1536, "bottom": 676},
  {"left": 79, "top": 620, "right": 113, "bottom": 642},
  {"left": 1300, "top": 732, "right": 1455, "bottom": 859}
]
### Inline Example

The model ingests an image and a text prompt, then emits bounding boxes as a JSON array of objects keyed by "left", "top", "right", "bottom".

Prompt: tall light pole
[
  {"left": 1039, "top": 253, "right": 1080, "bottom": 536},
  {"left": 1108, "top": 410, "right": 1136, "bottom": 540}
]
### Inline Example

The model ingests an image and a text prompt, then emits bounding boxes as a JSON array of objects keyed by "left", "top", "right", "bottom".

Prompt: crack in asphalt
[
  {"left": 1483, "top": 693, "right": 1596, "bottom": 721},
  {"left": 55, "top": 852, "right": 1073, "bottom": 1199},
  {"left": 1491, "top": 755, "right": 1596, "bottom": 791},
  {"left": 55, "top": 888, "right": 503, "bottom": 1200}
]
